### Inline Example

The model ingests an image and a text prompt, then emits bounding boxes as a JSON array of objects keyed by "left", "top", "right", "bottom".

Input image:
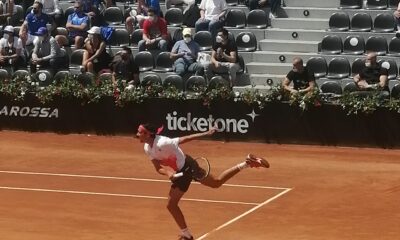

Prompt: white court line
[
  {"left": 0, "top": 186, "right": 259, "bottom": 206},
  {"left": 197, "top": 188, "right": 293, "bottom": 240},
  {"left": 0, "top": 170, "right": 289, "bottom": 190}
]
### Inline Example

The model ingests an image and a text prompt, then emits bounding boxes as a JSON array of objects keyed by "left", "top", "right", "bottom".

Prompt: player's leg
[{"left": 200, "top": 154, "right": 269, "bottom": 188}]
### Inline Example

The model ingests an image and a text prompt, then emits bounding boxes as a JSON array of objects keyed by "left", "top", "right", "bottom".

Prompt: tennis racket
[{"left": 173, "top": 157, "right": 210, "bottom": 181}]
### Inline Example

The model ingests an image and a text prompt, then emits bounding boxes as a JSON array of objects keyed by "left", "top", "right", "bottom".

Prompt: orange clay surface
[{"left": 0, "top": 130, "right": 399, "bottom": 240}]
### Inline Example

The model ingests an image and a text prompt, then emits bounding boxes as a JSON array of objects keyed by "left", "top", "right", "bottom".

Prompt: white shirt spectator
[
  {"left": 199, "top": 0, "right": 227, "bottom": 21},
  {"left": 38, "top": 0, "right": 61, "bottom": 15},
  {"left": 0, "top": 36, "right": 23, "bottom": 56}
]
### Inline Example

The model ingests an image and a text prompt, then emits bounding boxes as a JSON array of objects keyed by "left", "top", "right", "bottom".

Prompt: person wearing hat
[
  {"left": 138, "top": 7, "right": 169, "bottom": 52},
  {"left": 0, "top": 25, "right": 26, "bottom": 71},
  {"left": 19, "top": 1, "right": 54, "bottom": 46},
  {"left": 30, "top": 26, "right": 67, "bottom": 73},
  {"left": 82, "top": 26, "right": 112, "bottom": 74},
  {"left": 170, "top": 28, "right": 203, "bottom": 77}
]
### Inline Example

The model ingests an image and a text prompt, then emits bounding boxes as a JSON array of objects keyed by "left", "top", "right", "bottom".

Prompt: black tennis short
[{"left": 171, "top": 155, "right": 197, "bottom": 192}]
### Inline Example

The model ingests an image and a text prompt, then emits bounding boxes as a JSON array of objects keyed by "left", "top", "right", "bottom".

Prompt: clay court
[{"left": 0, "top": 130, "right": 399, "bottom": 240}]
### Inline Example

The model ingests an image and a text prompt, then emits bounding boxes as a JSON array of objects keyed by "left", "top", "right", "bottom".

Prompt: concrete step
[
  {"left": 248, "top": 73, "right": 285, "bottom": 86},
  {"left": 258, "top": 39, "right": 320, "bottom": 52},
  {"left": 246, "top": 62, "right": 292, "bottom": 75},
  {"left": 280, "top": 7, "right": 394, "bottom": 19},
  {"left": 271, "top": 18, "right": 329, "bottom": 30},
  {"left": 233, "top": 85, "right": 274, "bottom": 94},
  {"left": 284, "top": 0, "right": 340, "bottom": 8}
]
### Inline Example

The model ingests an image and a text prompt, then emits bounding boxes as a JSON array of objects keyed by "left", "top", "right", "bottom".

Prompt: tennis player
[{"left": 136, "top": 123, "right": 269, "bottom": 240}]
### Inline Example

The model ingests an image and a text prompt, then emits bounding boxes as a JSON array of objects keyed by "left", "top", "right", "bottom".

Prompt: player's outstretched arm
[{"left": 179, "top": 126, "right": 216, "bottom": 144}]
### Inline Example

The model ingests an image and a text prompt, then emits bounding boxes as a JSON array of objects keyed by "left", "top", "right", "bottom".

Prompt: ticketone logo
[
  {"left": 166, "top": 110, "right": 259, "bottom": 134},
  {"left": 0, "top": 106, "right": 59, "bottom": 118}
]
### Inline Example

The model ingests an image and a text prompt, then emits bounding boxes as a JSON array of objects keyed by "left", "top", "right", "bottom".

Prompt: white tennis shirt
[{"left": 144, "top": 135, "right": 185, "bottom": 171}]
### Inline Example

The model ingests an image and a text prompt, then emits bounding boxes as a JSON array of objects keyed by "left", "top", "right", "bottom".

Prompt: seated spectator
[
  {"left": 138, "top": 7, "right": 169, "bottom": 52},
  {"left": 195, "top": 0, "right": 227, "bottom": 39},
  {"left": 170, "top": 28, "right": 203, "bottom": 77},
  {"left": 0, "top": 0, "right": 17, "bottom": 25},
  {"left": 80, "top": 0, "right": 101, "bottom": 26},
  {"left": 30, "top": 27, "right": 67, "bottom": 73},
  {"left": 110, "top": 46, "right": 139, "bottom": 87},
  {"left": 19, "top": 1, "right": 54, "bottom": 46},
  {"left": 38, "top": 0, "right": 63, "bottom": 27},
  {"left": 205, "top": 28, "right": 240, "bottom": 87},
  {"left": 166, "top": 0, "right": 195, "bottom": 13},
  {"left": 247, "top": 0, "right": 281, "bottom": 18},
  {"left": 125, "top": 0, "right": 161, "bottom": 35},
  {"left": 56, "top": 0, "right": 89, "bottom": 49},
  {"left": 0, "top": 25, "right": 26, "bottom": 72},
  {"left": 394, "top": 2, "right": 400, "bottom": 32},
  {"left": 82, "top": 26, "right": 112, "bottom": 74},
  {"left": 353, "top": 52, "right": 389, "bottom": 92},
  {"left": 282, "top": 57, "right": 316, "bottom": 95}
]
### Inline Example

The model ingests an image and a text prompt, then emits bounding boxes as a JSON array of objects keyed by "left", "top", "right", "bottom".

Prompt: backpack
[{"left": 182, "top": 4, "right": 200, "bottom": 28}]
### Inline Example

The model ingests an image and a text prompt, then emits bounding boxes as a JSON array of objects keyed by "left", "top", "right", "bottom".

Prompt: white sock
[
  {"left": 181, "top": 228, "right": 192, "bottom": 238},
  {"left": 237, "top": 162, "right": 249, "bottom": 170}
]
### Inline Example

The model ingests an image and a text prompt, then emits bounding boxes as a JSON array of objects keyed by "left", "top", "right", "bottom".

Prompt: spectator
[
  {"left": 170, "top": 28, "right": 203, "bottom": 77},
  {"left": 138, "top": 7, "right": 169, "bottom": 52},
  {"left": 195, "top": 0, "right": 227, "bottom": 39},
  {"left": 353, "top": 52, "right": 389, "bottom": 92},
  {"left": 30, "top": 27, "right": 67, "bottom": 73},
  {"left": 282, "top": 57, "right": 316, "bottom": 95},
  {"left": 79, "top": 0, "right": 101, "bottom": 26},
  {"left": 19, "top": 1, "right": 54, "bottom": 46},
  {"left": 394, "top": 2, "right": 400, "bottom": 32},
  {"left": 56, "top": 0, "right": 89, "bottom": 49},
  {"left": 0, "top": 25, "right": 26, "bottom": 72},
  {"left": 0, "top": 0, "right": 16, "bottom": 25},
  {"left": 110, "top": 46, "right": 139, "bottom": 87},
  {"left": 247, "top": 0, "right": 281, "bottom": 18},
  {"left": 205, "top": 28, "right": 240, "bottom": 87},
  {"left": 82, "top": 26, "right": 112, "bottom": 74},
  {"left": 125, "top": 0, "right": 161, "bottom": 35},
  {"left": 37, "top": 0, "right": 63, "bottom": 27}
]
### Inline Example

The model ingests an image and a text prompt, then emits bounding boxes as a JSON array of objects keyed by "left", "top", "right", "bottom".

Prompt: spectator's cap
[
  {"left": 182, "top": 28, "right": 192, "bottom": 37},
  {"left": 3, "top": 25, "right": 14, "bottom": 33},
  {"left": 35, "top": 27, "right": 48, "bottom": 36},
  {"left": 87, "top": 26, "right": 101, "bottom": 35}
]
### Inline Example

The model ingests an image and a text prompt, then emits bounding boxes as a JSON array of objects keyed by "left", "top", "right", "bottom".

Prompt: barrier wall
[{"left": 1, "top": 94, "right": 400, "bottom": 148}]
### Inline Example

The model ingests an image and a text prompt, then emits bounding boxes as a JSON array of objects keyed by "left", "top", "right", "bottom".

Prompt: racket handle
[{"left": 173, "top": 172, "right": 184, "bottom": 178}]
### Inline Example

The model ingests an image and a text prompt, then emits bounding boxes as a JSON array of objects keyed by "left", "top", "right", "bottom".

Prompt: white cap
[
  {"left": 3, "top": 25, "right": 14, "bottom": 33},
  {"left": 87, "top": 26, "right": 101, "bottom": 35}
]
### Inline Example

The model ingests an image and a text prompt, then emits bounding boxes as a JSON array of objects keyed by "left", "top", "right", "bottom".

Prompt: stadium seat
[
  {"left": 77, "top": 72, "right": 95, "bottom": 86},
  {"left": 12, "top": 69, "right": 29, "bottom": 80},
  {"left": 246, "top": 10, "right": 268, "bottom": 29},
  {"left": 54, "top": 27, "right": 68, "bottom": 38},
  {"left": 306, "top": 57, "right": 328, "bottom": 78},
  {"left": 328, "top": 12, "right": 350, "bottom": 31},
  {"left": 208, "top": 75, "right": 230, "bottom": 89},
  {"left": 98, "top": 72, "right": 113, "bottom": 83},
  {"left": 226, "top": 0, "right": 238, "bottom": 6},
  {"left": 154, "top": 52, "right": 174, "bottom": 72},
  {"left": 237, "top": 55, "right": 246, "bottom": 74},
  {"left": 379, "top": 59, "right": 398, "bottom": 80},
  {"left": 103, "top": 7, "right": 124, "bottom": 25},
  {"left": 134, "top": 51, "right": 154, "bottom": 72},
  {"left": 351, "top": 58, "right": 366, "bottom": 76},
  {"left": 320, "top": 81, "right": 343, "bottom": 95},
  {"left": 141, "top": 74, "right": 162, "bottom": 86},
  {"left": 326, "top": 57, "right": 351, "bottom": 79},
  {"left": 69, "top": 49, "right": 85, "bottom": 72},
  {"left": 350, "top": 13, "right": 373, "bottom": 32},
  {"left": 185, "top": 75, "right": 207, "bottom": 92},
  {"left": 9, "top": 4, "right": 24, "bottom": 25},
  {"left": 339, "top": 0, "right": 363, "bottom": 9},
  {"left": 64, "top": 6, "right": 75, "bottom": 23},
  {"left": 193, "top": 31, "right": 213, "bottom": 51},
  {"left": 390, "top": 82, "right": 400, "bottom": 98},
  {"left": 162, "top": 74, "right": 184, "bottom": 90},
  {"left": 0, "top": 68, "right": 10, "bottom": 81},
  {"left": 131, "top": 29, "right": 143, "bottom": 48},
  {"left": 365, "top": 0, "right": 388, "bottom": 9},
  {"left": 235, "top": 32, "right": 257, "bottom": 52},
  {"left": 373, "top": 13, "right": 396, "bottom": 32},
  {"left": 343, "top": 81, "right": 358, "bottom": 92},
  {"left": 165, "top": 8, "right": 183, "bottom": 27},
  {"left": 34, "top": 69, "right": 54, "bottom": 86},
  {"left": 320, "top": 35, "right": 343, "bottom": 55},
  {"left": 108, "top": 28, "right": 130, "bottom": 47},
  {"left": 365, "top": 36, "right": 388, "bottom": 55},
  {"left": 388, "top": 0, "right": 400, "bottom": 9},
  {"left": 342, "top": 35, "right": 365, "bottom": 55},
  {"left": 225, "top": 9, "right": 247, "bottom": 29},
  {"left": 53, "top": 70, "right": 71, "bottom": 83},
  {"left": 25, "top": 5, "right": 33, "bottom": 17},
  {"left": 388, "top": 37, "right": 400, "bottom": 56}
]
